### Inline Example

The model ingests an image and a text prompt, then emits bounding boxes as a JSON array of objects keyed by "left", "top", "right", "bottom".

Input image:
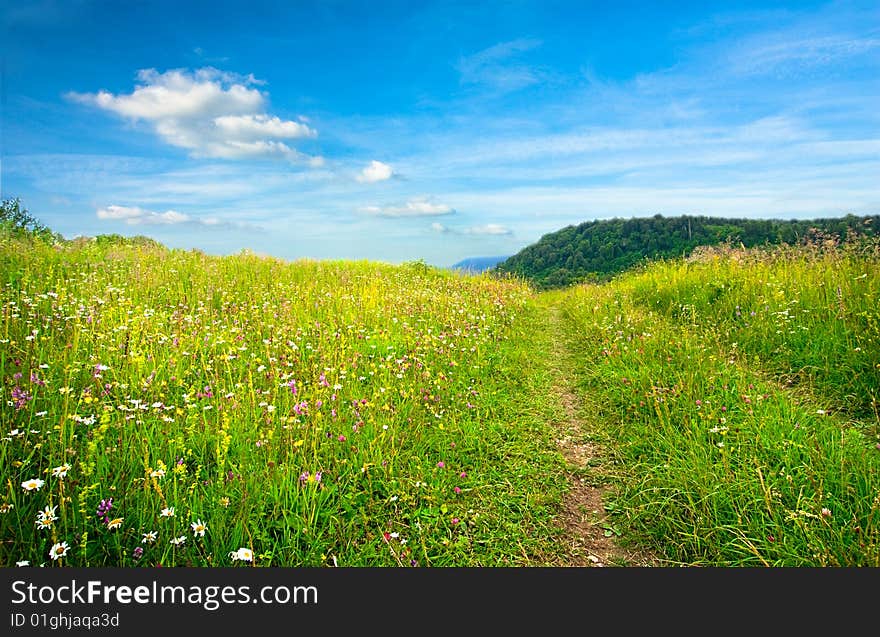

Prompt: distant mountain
[
  {"left": 450, "top": 256, "right": 510, "bottom": 273},
  {"left": 496, "top": 213, "right": 880, "bottom": 289}
]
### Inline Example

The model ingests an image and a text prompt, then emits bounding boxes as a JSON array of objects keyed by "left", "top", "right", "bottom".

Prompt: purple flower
[
  {"left": 11, "top": 386, "right": 32, "bottom": 410},
  {"left": 96, "top": 498, "right": 113, "bottom": 522},
  {"left": 287, "top": 380, "right": 297, "bottom": 395},
  {"left": 133, "top": 547, "right": 144, "bottom": 560},
  {"left": 436, "top": 461, "right": 445, "bottom": 469}
]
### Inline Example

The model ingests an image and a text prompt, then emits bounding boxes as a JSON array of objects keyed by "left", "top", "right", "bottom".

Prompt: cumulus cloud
[
  {"left": 356, "top": 160, "right": 394, "bottom": 183},
  {"left": 69, "top": 68, "right": 321, "bottom": 163},
  {"left": 96, "top": 204, "right": 252, "bottom": 228},
  {"left": 360, "top": 197, "right": 454, "bottom": 218}
]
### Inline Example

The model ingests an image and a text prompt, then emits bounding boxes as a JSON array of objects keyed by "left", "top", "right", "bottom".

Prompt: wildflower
[
  {"left": 49, "top": 541, "right": 70, "bottom": 560},
  {"left": 169, "top": 536, "right": 186, "bottom": 546},
  {"left": 821, "top": 507, "right": 832, "bottom": 518},
  {"left": 16, "top": 561, "right": 29, "bottom": 567},
  {"left": 230, "top": 548, "right": 254, "bottom": 562},
  {"left": 11, "top": 386, "right": 32, "bottom": 410},
  {"left": 21, "top": 478, "right": 45, "bottom": 492},
  {"left": 454, "top": 486, "right": 462, "bottom": 494},
  {"left": 219, "top": 497, "right": 230, "bottom": 508},
  {"left": 96, "top": 498, "right": 113, "bottom": 521},
  {"left": 436, "top": 461, "right": 445, "bottom": 469},
  {"left": 150, "top": 468, "right": 166, "bottom": 479},
  {"left": 142, "top": 531, "right": 157, "bottom": 543},
  {"left": 0, "top": 503, "right": 14, "bottom": 513},
  {"left": 191, "top": 519, "right": 208, "bottom": 537},
  {"left": 160, "top": 507, "right": 175, "bottom": 518},
  {"left": 299, "top": 471, "right": 322, "bottom": 484},
  {"left": 107, "top": 517, "right": 124, "bottom": 530},
  {"left": 36, "top": 505, "right": 58, "bottom": 529},
  {"left": 452, "top": 518, "right": 460, "bottom": 525},
  {"left": 51, "top": 464, "right": 71, "bottom": 479},
  {"left": 133, "top": 547, "right": 144, "bottom": 560}
]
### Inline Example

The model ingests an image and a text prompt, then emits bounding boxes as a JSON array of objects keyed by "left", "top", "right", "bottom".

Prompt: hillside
[
  {"left": 3, "top": 202, "right": 879, "bottom": 567},
  {"left": 496, "top": 214, "right": 880, "bottom": 289}
]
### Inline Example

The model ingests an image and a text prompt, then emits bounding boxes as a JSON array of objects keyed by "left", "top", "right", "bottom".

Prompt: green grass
[
  {"left": 0, "top": 237, "right": 567, "bottom": 566},
  {"left": 556, "top": 239, "right": 880, "bottom": 565},
  {"left": 3, "top": 233, "right": 879, "bottom": 566}
]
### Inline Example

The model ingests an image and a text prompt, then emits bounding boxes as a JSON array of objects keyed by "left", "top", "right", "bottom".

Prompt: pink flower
[
  {"left": 454, "top": 487, "right": 462, "bottom": 494},
  {"left": 436, "top": 461, "right": 445, "bottom": 469}
]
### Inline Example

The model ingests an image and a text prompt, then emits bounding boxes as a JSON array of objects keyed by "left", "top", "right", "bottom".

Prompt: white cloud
[
  {"left": 430, "top": 222, "right": 512, "bottom": 236},
  {"left": 463, "top": 224, "right": 512, "bottom": 235},
  {"left": 356, "top": 160, "right": 394, "bottom": 183},
  {"left": 96, "top": 204, "right": 252, "bottom": 229},
  {"left": 360, "top": 197, "right": 454, "bottom": 217},
  {"left": 213, "top": 114, "right": 316, "bottom": 140},
  {"left": 69, "top": 68, "right": 320, "bottom": 163},
  {"left": 729, "top": 34, "right": 880, "bottom": 77},
  {"left": 458, "top": 38, "right": 544, "bottom": 93}
]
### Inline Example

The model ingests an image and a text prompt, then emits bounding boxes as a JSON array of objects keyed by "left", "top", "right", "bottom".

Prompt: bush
[{"left": 0, "top": 198, "right": 60, "bottom": 243}]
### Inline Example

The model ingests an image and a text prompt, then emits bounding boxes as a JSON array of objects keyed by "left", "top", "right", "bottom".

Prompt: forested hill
[{"left": 495, "top": 214, "right": 880, "bottom": 289}]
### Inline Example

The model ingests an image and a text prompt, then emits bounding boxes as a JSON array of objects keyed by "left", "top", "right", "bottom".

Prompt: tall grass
[
  {"left": 627, "top": 238, "right": 880, "bottom": 420},
  {"left": 558, "top": 239, "right": 880, "bottom": 565},
  {"left": 1, "top": 237, "right": 567, "bottom": 566}
]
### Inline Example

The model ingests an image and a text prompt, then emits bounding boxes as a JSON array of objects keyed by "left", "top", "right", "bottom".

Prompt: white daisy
[
  {"left": 49, "top": 541, "right": 70, "bottom": 560},
  {"left": 21, "top": 478, "right": 45, "bottom": 492}
]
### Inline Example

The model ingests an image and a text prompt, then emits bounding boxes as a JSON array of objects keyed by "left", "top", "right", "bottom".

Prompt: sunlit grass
[
  {"left": 557, "top": 238, "right": 880, "bottom": 565},
  {"left": 1, "top": 237, "right": 567, "bottom": 566}
]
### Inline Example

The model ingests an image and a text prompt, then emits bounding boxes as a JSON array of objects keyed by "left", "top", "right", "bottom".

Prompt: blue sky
[{"left": 2, "top": 0, "right": 878, "bottom": 266}]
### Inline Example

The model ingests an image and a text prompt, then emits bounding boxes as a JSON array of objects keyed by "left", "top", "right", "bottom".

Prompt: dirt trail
[{"left": 544, "top": 302, "right": 657, "bottom": 567}]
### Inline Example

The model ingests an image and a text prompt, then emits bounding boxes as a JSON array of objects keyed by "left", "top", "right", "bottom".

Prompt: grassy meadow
[
  {"left": 557, "top": 238, "right": 880, "bottom": 565},
  {"left": 2, "top": 232, "right": 879, "bottom": 566},
  {"left": 0, "top": 236, "right": 568, "bottom": 566}
]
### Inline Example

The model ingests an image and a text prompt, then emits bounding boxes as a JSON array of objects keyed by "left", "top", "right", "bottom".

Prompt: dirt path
[{"left": 544, "top": 302, "right": 657, "bottom": 567}]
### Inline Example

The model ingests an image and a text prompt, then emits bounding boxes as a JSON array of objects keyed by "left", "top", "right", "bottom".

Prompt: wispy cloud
[
  {"left": 728, "top": 33, "right": 880, "bottom": 77},
  {"left": 431, "top": 222, "right": 512, "bottom": 236},
  {"left": 356, "top": 160, "right": 394, "bottom": 183},
  {"left": 360, "top": 197, "right": 454, "bottom": 217},
  {"left": 457, "top": 38, "right": 544, "bottom": 93},
  {"left": 68, "top": 68, "right": 322, "bottom": 164},
  {"left": 96, "top": 204, "right": 260, "bottom": 229}
]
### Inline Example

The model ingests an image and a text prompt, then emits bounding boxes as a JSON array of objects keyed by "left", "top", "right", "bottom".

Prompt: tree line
[{"left": 495, "top": 213, "right": 880, "bottom": 289}]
